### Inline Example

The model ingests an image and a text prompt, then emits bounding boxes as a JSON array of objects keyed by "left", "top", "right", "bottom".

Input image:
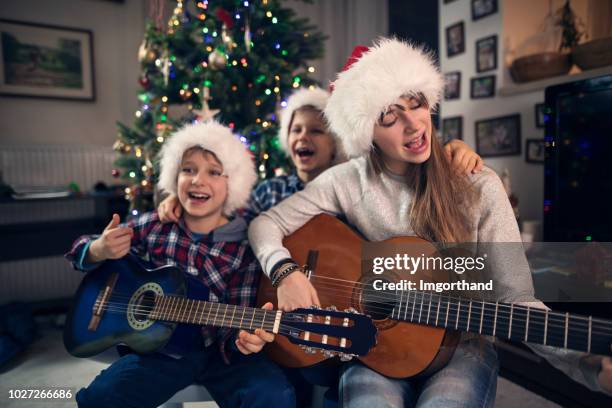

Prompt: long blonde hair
[{"left": 370, "top": 108, "right": 476, "bottom": 243}]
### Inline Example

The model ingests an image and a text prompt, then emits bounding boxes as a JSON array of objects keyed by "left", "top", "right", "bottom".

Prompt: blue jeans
[
  {"left": 339, "top": 338, "right": 498, "bottom": 408},
  {"left": 76, "top": 347, "right": 295, "bottom": 408}
]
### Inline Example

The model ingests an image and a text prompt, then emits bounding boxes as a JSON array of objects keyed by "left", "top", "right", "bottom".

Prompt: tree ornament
[
  {"left": 112, "top": 168, "right": 121, "bottom": 178},
  {"left": 167, "top": 0, "right": 186, "bottom": 35},
  {"left": 208, "top": 49, "right": 227, "bottom": 70},
  {"left": 160, "top": 50, "right": 171, "bottom": 86},
  {"left": 244, "top": 17, "right": 252, "bottom": 53},
  {"left": 216, "top": 8, "right": 235, "bottom": 52},
  {"left": 192, "top": 86, "right": 220, "bottom": 122},
  {"left": 138, "top": 75, "right": 151, "bottom": 89},
  {"left": 138, "top": 38, "right": 157, "bottom": 63},
  {"left": 113, "top": 140, "right": 126, "bottom": 152}
]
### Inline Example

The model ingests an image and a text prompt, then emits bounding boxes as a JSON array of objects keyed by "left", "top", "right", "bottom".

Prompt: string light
[{"left": 308, "top": 66, "right": 315, "bottom": 73}]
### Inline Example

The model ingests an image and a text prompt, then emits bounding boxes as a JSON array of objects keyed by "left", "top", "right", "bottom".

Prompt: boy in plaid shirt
[{"left": 66, "top": 121, "right": 295, "bottom": 408}]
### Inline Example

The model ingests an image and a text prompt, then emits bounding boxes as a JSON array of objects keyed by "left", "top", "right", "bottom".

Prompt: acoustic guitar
[
  {"left": 64, "top": 255, "right": 377, "bottom": 360},
  {"left": 257, "top": 214, "right": 612, "bottom": 378}
]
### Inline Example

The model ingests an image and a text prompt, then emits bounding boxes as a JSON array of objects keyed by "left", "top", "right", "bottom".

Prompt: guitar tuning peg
[
  {"left": 305, "top": 346, "right": 317, "bottom": 354},
  {"left": 339, "top": 353, "right": 354, "bottom": 362},
  {"left": 344, "top": 307, "right": 358, "bottom": 314},
  {"left": 309, "top": 305, "right": 321, "bottom": 310},
  {"left": 326, "top": 305, "right": 337, "bottom": 311}
]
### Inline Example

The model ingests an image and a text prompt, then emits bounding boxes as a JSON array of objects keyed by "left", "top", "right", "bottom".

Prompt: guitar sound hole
[
  {"left": 134, "top": 291, "right": 156, "bottom": 322},
  {"left": 362, "top": 279, "right": 397, "bottom": 320}
]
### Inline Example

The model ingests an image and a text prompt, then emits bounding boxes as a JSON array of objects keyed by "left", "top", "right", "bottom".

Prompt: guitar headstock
[{"left": 280, "top": 306, "right": 377, "bottom": 361}]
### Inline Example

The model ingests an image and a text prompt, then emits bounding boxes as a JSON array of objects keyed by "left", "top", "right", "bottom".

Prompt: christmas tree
[{"left": 113, "top": 0, "right": 325, "bottom": 214}]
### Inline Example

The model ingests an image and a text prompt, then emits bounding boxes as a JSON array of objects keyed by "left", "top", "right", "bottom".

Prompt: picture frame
[
  {"left": 471, "top": 0, "right": 498, "bottom": 21},
  {"left": 444, "top": 71, "right": 461, "bottom": 100},
  {"left": 0, "top": 19, "right": 95, "bottom": 101},
  {"left": 476, "top": 35, "right": 497, "bottom": 73},
  {"left": 446, "top": 21, "right": 465, "bottom": 58},
  {"left": 475, "top": 114, "right": 521, "bottom": 157},
  {"left": 526, "top": 139, "right": 545, "bottom": 163},
  {"left": 535, "top": 103, "right": 545, "bottom": 128},
  {"left": 442, "top": 116, "right": 463, "bottom": 144},
  {"left": 470, "top": 75, "right": 496, "bottom": 98}
]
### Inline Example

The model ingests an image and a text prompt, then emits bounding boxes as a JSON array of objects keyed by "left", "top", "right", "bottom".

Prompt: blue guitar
[{"left": 63, "top": 255, "right": 377, "bottom": 359}]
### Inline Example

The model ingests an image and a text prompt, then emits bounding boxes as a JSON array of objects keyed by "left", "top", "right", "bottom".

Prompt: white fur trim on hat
[
  {"left": 157, "top": 121, "right": 257, "bottom": 215},
  {"left": 325, "top": 38, "right": 444, "bottom": 158},
  {"left": 278, "top": 87, "right": 330, "bottom": 156}
]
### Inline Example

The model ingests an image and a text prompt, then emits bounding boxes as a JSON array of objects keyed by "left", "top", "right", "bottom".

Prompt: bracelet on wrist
[{"left": 271, "top": 263, "right": 300, "bottom": 288}]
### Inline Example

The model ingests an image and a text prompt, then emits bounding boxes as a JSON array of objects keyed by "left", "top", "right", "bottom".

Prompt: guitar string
[{"left": 99, "top": 288, "right": 612, "bottom": 338}]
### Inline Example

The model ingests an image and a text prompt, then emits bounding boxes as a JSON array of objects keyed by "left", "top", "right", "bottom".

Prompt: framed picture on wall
[
  {"left": 475, "top": 114, "right": 521, "bottom": 157},
  {"left": 526, "top": 139, "right": 545, "bottom": 163},
  {"left": 535, "top": 103, "right": 545, "bottom": 128},
  {"left": 445, "top": 21, "right": 465, "bottom": 58},
  {"left": 442, "top": 116, "right": 463, "bottom": 143},
  {"left": 470, "top": 75, "right": 496, "bottom": 98},
  {"left": 444, "top": 71, "right": 461, "bottom": 100},
  {"left": 472, "top": 0, "right": 498, "bottom": 21},
  {"left": 0, "top": 19, "right": 95, "bottom": 101},
  {"left": 476, "top": 35, "right": 497, "bottom": 73}
]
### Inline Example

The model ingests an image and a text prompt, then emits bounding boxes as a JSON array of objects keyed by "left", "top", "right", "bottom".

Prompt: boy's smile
[
  {"left": 177, "top": 148, "right": 229, "bottom": 233},
  {"left": 288, "top": 109, "right": 335, "bottom": 182}
]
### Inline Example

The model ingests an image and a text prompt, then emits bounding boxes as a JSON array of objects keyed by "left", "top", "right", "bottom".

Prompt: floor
[{"left": 0, "top": 328, "right": 561, "bottom": 408}]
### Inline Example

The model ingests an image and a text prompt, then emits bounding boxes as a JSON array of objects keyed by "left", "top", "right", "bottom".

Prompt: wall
[
  {"left": 0, "top": 0, "right": 147, "bottom": 147},
  {"left": 439, "top": 0, "right": 551, "bottom": 227}
]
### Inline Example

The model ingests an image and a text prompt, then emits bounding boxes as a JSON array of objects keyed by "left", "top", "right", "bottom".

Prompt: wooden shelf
[{"left": 499, "top": 65, "right": 612, "bottom": 96}]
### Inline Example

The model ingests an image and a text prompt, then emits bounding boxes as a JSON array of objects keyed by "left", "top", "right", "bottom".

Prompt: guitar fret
[
  {"left": 249, "top": 308, "right": 255, "bottom": 330},
  {"left": 187, "top": 299, "right": 195, "bottom": 323},
  {"left": 493, "top": 302, "right": 498, "bottom": 336},
  {"left": 220, "top": 304, "right": 229, "bottom": 327},
  {"left": 239, "top": 307, "right": 246, "bottom": 328},
  {"left": 564, "top": 312, "right": 569, "bottom": 349},
  {"left": 403, "top": 290, "right": 410, "bottom": 321},
  {"left": 445, "top": 294, "right": 450, "bottom": 328},
  {"left": 479, "top": 301, "right": 484, "bottom": 334},
  {"left": 170, "top": 297, "right": 179, "bottom": 321},
  {"left": 229, "top": 304, "right": 237, "bottom": 329},
  {"left": 543, "top": 310, "right": 548, "bottom": 345},
  {"left": 205, "top": 301, "right": 213, "bottom": 324},
  {"left": 455, "top": 299, "right": 461, "bottom": 330},
  {"left": 587, "top": 316, "right": 592, "bottom": 353},
  {"left": 212, "top": 303, "right": 220, "bottom": 326},
  {"left": 261, "top": 309, "right": 267, "bottom": 330},
  {"left": 426, "top": 292, "right": 432, "bottom": 325},
  {"left": 395, "top": 289, "right": 403, "bottom": 320},
  {"left": 410, "top": 290, "right": 417, "bottom": 321},
  {"left": 524, "top": 306, "right": 530, "bottom": 342},
  {"left": 153, "top": 296, "right": 162, "bottom": 320},
  {"left": 467, "top": 300, "right": 472, "bottom": 332},
  {"left": 176, "top": 298, "right": 185, "bottom": 322},
  {"left": 508, "top": 304, "right": 514, "bottom": 339},
  {"left": 418, "top": 292, "right": 424, "bottom": 323},
  {"left": 435, "top": 294, "right": 441, "bottom": 326}
]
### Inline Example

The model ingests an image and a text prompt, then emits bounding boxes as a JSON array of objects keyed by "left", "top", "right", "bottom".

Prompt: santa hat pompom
[
  {"left": 157, "top": 121, "right": 256, "bottom": 215},
  {"left": 325, "top": 37, "right": 444, "bottom": 158}
]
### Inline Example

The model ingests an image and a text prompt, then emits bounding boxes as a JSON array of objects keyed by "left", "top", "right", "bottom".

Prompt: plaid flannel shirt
[
  {"left": 239, "top": 173, "right": 304, "bottom": 223},
  {"left": 65, "top": 211, "right": 260, "bottom": 364}
]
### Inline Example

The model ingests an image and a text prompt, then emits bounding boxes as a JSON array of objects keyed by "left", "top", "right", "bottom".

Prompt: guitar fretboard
[
  {"left": 148, "top": 296, "right": 281, "bottom": 333},
  {"left": 390, "top": 290, "right": 611, "bottom": 355}
]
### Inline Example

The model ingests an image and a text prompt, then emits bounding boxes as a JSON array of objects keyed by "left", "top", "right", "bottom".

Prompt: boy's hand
[
  {"left": 445, "top": 139, "right": 484, "bottom": 175},
  {"left": 235, "top": 302, "right": 275, "bottom": 355},
  {"left": 158, "top": 194, "right": 182, "bottom": 223},
  {"left": 277, "top": 271, "right": 321, "bottom": 312},
  {"left": 599, "top": 355, "right": 612, "bottom": 394},
  {"left": 88, "top": 214, "right": 133, "bottom": 263}
]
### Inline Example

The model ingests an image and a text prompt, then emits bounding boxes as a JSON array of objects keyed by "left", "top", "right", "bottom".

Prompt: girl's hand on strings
[
  {"left": 235, "top": 302, "right": 275, "bottom": 355},
  {"left": 277, "top": 271, "right": 321, "bottom": 312}
]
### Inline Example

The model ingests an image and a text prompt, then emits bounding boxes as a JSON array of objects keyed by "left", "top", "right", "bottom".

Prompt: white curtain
[{"left": 285, "top": 0, "right": 389, "bottom": 85}]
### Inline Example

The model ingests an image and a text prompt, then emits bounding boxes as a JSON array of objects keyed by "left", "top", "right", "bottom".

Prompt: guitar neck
[
  {"left": 149, "top": 296, "right": 281, "bottom": 334},
  {"left": 391, "top": 291, "right": 610, "bottom": 355}
]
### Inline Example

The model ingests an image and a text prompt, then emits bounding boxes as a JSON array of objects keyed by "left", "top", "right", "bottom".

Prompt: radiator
[
  {"left": 0, "top": 144, "right": 117, "bottom": 191},
  {"left": 0, "top": 256, "right": 83, "bottom": 303}
]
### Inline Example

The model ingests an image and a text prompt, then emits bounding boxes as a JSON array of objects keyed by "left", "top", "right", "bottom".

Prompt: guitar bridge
[{"left": 88, "top": 272, "right": 119, "bottom": 332}]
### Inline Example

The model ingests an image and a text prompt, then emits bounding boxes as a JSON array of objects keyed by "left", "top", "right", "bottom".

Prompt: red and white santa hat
[
  {"left": 157, "top": 121, "right": 257, "bottom": 215},
  {"left": 325, "top": 37, "right": 444, "bottom": 158}
]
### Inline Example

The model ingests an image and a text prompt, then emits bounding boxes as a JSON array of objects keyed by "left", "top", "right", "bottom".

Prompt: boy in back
[{"left": 66, "top": 121, "right": 294, "bottom": 408}]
